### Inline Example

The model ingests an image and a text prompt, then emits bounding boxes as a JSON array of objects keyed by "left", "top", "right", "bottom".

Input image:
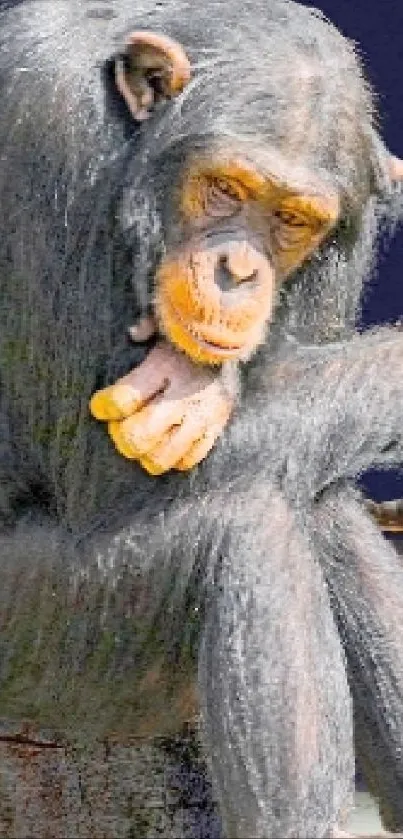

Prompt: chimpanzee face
[{"left": 154, "top": 142, "right": 339, "bottom": 364}]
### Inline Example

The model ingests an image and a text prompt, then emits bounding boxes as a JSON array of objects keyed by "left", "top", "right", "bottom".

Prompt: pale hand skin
[{"left": 90, "top": 341, "right": 236, "bottom": 475}]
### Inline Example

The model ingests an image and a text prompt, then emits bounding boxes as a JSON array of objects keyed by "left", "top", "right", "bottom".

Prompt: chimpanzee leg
[
  {"left": 198, "top": 488, "right": 354, "bottom": 839},
  {"left": 0, "top": 513, "right": 222, "bottom": 839},
  {"left": 311, "top": 488, "right": 403, "bottom": 833}
]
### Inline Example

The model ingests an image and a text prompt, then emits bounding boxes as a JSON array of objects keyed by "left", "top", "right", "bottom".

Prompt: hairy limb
[
  {"left": 214, "top": 328, "right": 403, "bottom": 503},
  {"left": 90, "top": 341, "right": 238, "bottom": 475},
  {"left": 199, "top": 487, "right": 353, "bottom": 839},
  {"left": 0, "top": 505, "right": 208, "bottom": 743},
  {"left": 278, "top": 328, "right": 403, "bottom": 497},
  {"left": 309, "top": 487, "right": 403, "bottom": 833}
]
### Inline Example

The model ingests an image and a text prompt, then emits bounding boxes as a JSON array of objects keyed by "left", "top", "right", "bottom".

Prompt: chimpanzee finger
[
  {"left": 107, "top": 419, "right": 139, "bottom": 460},
  {"left": 139, "top": 415, "right": 205, "bottom": 475},
  {"left": 175, "top": 426, "right": 222, "bottom": 471},
  {"left": 176, "top": 400, "right": 232, "bottom": 471},
  {"left": 108, "top": 398, "right": 185, "bottom": 460},
  {"left": 164, "top": 383, "right": 232, "bottom": 471}
]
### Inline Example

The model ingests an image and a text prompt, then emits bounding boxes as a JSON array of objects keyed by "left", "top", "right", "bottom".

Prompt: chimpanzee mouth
[
  {"left": 160, "top": 296, "right": 248, "bottom": 358},
  {"left": 190, "top": 333, "right": 244, "bottom": 356}
]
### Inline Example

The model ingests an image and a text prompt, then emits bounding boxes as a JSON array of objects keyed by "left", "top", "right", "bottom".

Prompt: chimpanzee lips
[
  {"left": 193, "top": 323, "right": 246, "bottom": 350},
  {"left": 158, "top": 293, "right": 264, "bottom": 363},
  {"left": 188, "top": 332, "right": 244, "bottom": 357}
]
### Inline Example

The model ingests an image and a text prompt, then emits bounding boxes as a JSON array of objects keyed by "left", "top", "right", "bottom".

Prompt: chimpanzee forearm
[
  {"left": 279, "top": 328, "right": 403, "bottom": 498},
  {"left": 218, "top": 328, "right": 403, "bottom": 505}
]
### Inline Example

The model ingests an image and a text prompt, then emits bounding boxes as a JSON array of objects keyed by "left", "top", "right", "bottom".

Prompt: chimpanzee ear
[
  {"left": 389, "top": 156, "right": 403, "bottom": 182},
  {"left": 115, "top": 31, "right": 191, "bottom": 122}
]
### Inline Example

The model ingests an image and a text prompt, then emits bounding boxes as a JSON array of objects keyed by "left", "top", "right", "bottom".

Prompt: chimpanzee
[{"left": 1, "top": 1, "right": 403, "bottom": 837}]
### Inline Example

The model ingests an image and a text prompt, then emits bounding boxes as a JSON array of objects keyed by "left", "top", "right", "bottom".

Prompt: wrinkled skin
[{"left": 91, "top": 341, "right": 237, "bottom": 474}]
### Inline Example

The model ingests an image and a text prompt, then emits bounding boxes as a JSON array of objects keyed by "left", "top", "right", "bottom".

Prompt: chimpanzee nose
[{"left": 214, "top": 242, "right": 260, "bottom": 292}]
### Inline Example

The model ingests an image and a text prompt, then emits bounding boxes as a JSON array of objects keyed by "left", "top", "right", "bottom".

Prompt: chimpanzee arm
[
  {"left": 216, "top": 327, "right": 403, "bottom": 504},
  {"left": 310, "top": 486, "right": 403, "bottom": 832},
  {"left": 280, "top": 327, "right": 403, "bottom": 500},
  {"left": 199, "top": 483, "right": 353, "bottom": 839}
]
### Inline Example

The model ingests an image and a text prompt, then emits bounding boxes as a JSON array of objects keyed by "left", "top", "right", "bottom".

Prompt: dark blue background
[{"left": 304, "top": 1, "right": 403, "bottom": 501}]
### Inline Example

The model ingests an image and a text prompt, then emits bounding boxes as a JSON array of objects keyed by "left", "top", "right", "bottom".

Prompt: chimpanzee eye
[
  {"left": 272, "top": 207, "right": 314, "bottom": 255},
  {"left": 206, "top": 177, "right": 245, "bottom": 216},
  {"left": 274, "top": 208, "right": 307, "bottom": 227}
]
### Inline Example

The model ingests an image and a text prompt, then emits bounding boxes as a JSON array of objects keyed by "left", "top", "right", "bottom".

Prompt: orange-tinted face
[{"left": 155, "top": 153, "right": 339, "bottom": 364}]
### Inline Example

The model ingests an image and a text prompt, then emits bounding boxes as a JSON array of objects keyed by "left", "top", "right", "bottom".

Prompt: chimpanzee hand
[{"left": 89, "top": 341, "right": 237, "bottom": 475}]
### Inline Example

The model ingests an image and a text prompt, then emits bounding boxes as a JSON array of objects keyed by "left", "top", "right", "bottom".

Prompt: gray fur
[{"left": 0, "top": 1, "right": 403, "bottom": 836}]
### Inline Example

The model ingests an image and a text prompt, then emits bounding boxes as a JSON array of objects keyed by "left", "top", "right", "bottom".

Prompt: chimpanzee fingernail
[
  {"left": 109, "top": 384, "right": 143, "bottom": 414},
  {"left": 89, "top": 385, "right": 141, "bottom": 421},
  {"left": 89, "top": 390, "right": 117, "bottom": 421}
]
